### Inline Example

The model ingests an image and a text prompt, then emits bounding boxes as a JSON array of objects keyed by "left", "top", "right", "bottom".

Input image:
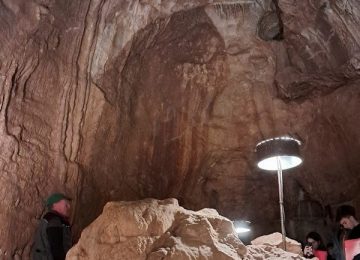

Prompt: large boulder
[{"left": 66, "top": 198, "right": 246, "bottom": 259}]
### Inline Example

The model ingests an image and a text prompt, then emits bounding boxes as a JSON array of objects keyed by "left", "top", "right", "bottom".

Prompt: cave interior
[{"left": 0, "top": 0, "right": 360, "bottom": 257}]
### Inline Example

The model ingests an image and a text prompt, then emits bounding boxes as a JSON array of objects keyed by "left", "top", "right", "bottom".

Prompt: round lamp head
[{"left": 255, "top": 136, "right": 302, "bottom": 171}]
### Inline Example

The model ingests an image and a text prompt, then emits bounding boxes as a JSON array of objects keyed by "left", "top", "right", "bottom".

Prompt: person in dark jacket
[
  {"left": 336, "top": 205, "right": 360, "bottom": 239},
  {"left": 336, "top": 205, "right": 360, "bottom": 260},
  {"left": 32, "top": 193, "right": 72, "bottom": 260}
]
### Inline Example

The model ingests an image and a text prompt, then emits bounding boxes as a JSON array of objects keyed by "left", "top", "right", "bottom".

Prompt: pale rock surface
[
  {"left": 251, "top": 232, "right": 303, "bottom": 255},
  {"left": 243, "top": 232, "right": 313, "bottom": 259},
  {"left": 66, "top": 198, "right": 246, "bottom": 260},
  {"left": 244, "top": 245, "right": 306, "bottom": 260}
]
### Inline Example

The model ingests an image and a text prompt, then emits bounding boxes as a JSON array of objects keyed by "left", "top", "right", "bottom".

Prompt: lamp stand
[
  {"left": 277, "top": 156, "right": 287, "bottom": 251},
  {"left": 256, "top": 136, "right": 302, "bottom": 252}
]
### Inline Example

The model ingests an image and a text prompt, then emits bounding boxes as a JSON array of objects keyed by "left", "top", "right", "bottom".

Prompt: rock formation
[
  {"left": 0, "top": 0, "right": 359, "bottom": 257},
  {"left": 250, "top": 232, "right": 303, "bottom": 256},
  {"left": 66, "top": 198, "right": 247, "bottom": 260},
  {"left": 67, "top": 198, "right": 309, "bottom": 260},
  {"left": 244, "top": 245, "right": 305, "bottom": 260}
]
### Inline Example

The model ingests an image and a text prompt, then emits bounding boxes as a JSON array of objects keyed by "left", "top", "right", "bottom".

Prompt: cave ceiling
[{"left": 0, "top": 0, "right": 360, "bottom": 256}]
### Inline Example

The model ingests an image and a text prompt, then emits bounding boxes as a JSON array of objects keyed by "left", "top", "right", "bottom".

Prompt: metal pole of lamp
[{"left": 255, "top": 136, "right": 302, "bottom": 251}]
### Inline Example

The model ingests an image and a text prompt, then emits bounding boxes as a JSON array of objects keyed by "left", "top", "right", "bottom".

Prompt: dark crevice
[{"left": 271, "top": 0, "right": 284, "bottom": 40}]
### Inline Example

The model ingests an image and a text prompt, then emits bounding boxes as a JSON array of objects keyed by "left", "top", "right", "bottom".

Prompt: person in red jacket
[{"left": 303, "top": 231, "right": 327, "bottom": 259}]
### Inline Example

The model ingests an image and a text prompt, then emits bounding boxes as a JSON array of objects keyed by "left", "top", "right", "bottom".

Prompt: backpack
[{"left": 32, "top": 218, "right": 53, "bottom": 260}]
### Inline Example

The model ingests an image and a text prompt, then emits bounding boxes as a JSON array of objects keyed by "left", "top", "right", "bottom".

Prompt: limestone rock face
[
  {"left": 67, "top": 200, "right": 309, "bottom": 260},
  {"left": 276, "top": 0, "right": 360, "bottom": 99},
  {"left": 250, "top": 232, "right": 303, "bottom": 256},
  {"left": 244, "top": 233, "right": 307, "bottom": 259},
  {"left": 244, "top": 245, "right": 305, "bottom": 260},
  {"left": 66, "top": 198, "right": 246, "bottom": 260}
]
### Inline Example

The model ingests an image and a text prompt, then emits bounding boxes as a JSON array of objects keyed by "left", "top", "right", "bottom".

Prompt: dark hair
[
  {"left": 305, "top": 231, "right": 326, "bottom": 250},
  {"left": 336, "top": 205, "right": 356, "bottom": 222},
  {"left": 306, "top": 231, "right": 322, "bottom": 242}
]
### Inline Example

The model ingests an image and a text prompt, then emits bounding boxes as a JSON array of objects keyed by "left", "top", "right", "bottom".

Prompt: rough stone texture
[
  {"left": 276, "top": 0, "right": 360, "bottom": 99},
  {"left": 67, "top": 200, "right": 310, "bottom": 260},
  {"left": 250, "top": 232, "right": 303, "bottom": 256},
  {"left": 243, "top": 233, "right": 310, "bottom": 259},
  {"left": 0, "top": 0, "right": 359, "bottom": 257},
  {"left": 66, "top": 198, "right": 246, "bottom": 260},
  {"left": 244, "top": 245, "right": 306, "bottom": 260}
]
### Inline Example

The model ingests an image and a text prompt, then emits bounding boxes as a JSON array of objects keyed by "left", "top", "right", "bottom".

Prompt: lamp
[
  {"left": 255, "top": 136, "right": 302, "bottom": 250},
  {"left": 234, "top": 220, "right": 251, "bottom": 234}
]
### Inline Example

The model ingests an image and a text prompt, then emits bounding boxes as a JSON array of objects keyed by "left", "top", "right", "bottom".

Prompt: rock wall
[
  {"left": 0, "top": 1, "right": 90, "bottom": 256},
  {"left": 0, "top": 0, "right": 359, "bottom": 257}
]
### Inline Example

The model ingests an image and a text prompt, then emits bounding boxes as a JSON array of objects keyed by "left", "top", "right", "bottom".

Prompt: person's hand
[{"left": 303, "top": 245, "right": 314, "bottom": 257}]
